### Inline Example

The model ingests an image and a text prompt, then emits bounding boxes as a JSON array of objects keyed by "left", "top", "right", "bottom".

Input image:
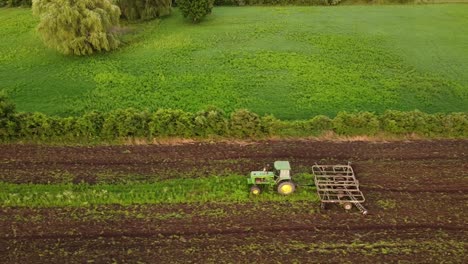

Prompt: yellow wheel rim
[
  {"left": 252, "top": 189, "right": 259, "bottom": 195},
  {"left": 280, "top": 184, "right": 293, "bottom": 194}
]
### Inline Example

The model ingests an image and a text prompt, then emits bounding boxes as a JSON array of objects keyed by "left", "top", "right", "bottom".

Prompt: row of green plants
[
  {"left": 0, "top": 175, "right": 317, "bottom": 207},
  {"left": 0, "top": 93, "right": 466, "bottom": 142}
]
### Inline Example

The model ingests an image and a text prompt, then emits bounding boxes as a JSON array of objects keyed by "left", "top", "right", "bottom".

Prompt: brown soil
[{"left": 0, "top": 140, "right": 467, "bottom": 263}]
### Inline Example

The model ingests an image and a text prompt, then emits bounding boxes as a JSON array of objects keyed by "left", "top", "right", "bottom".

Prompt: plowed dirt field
[{"left": 1, "top": 140, "right": 467, "bottom": 263}]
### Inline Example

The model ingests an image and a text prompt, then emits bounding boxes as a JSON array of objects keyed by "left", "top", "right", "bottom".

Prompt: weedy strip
[{"left": 0, "top": 174, "right": 318, "bottom": 207}]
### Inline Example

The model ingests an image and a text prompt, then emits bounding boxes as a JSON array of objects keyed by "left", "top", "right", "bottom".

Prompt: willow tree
[
  {"left": 116, "top": 0, "right": 172, "bottom": 21},
  {"left": 32, "top": 0, "right": 121, "bottom": 56}
]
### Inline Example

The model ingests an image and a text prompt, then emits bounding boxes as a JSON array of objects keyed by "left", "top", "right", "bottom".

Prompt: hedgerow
[
  {"left": 193, "top": 107, "right": 229, "bottom": 137},
  {"left": 333, "top": 112, "right": 380, "bottom": 136},
  {"left": 0, "top": 0, "right": 32, "bottom": 7},
  {"left": 212, "top": 0, "right": 418, "bottom": 5},
  {"left": 149, "top": 109, "right": 195, "bottom": 137},
  {"left": 0, "top": 94, "right": 466, "bottom": 142},
  {"left": 213, "top": 0, "right": 337, "bottom": 5},
  {"left": 116, "top": 0, "right": 172, "bottom": 21}
]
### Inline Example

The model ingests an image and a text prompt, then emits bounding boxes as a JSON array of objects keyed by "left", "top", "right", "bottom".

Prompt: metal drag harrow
[{"left": 312, "top": 163, "right": 368, "bottom": 215}]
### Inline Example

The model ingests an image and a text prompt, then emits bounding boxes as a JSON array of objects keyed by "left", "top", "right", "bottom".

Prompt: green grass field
[{"left": 1, "top": 5, "right": 467, "bottom": 119}]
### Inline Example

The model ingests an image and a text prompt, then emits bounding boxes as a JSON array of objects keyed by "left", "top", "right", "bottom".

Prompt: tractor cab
[
  {"left": 247, "top": 160, "right": 295, "bottom": 195},
  {"left": 274, "top": 161, "right": 291, "bottom": 182}
]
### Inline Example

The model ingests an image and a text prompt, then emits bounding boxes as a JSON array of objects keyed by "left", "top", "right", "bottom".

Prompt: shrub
[
  {"left": 149, "top": 109, "right": 195, "bottom": 137},
  {"left": 57, "top": 116, "right": 79, "bottom": 139},
  {"left": 32, "top": 0, "right": 121, "bottom": 55},
  {"left": 229, "top": 109, "right": 264, "bottom": 138},
  {"left": 15, "top": 112, "right": 52, "bottom": 140},
  {"left": 74, "top": 111, "right": 105, "bottom": 139},
  {"left": 333, "top": 111, "right": 380, "bottom": 136},
  {"left": 116, "top": 0, "right": 172, "bottom": 21},
  {"left": 46, "top": 116, "right": 70, "bottom": 139},
  {"left": 101, "top": 109, "right": 150, "bottom": 139},
  {"left": 380, "top": 110, "right": 429, "bottom": 135},
  {"left": 304, "top": 115, "right": 333, "bottom": 135},
  {"left": 178, "top": 0, "right": 214, "bottom": 23},
  {"left": 193, "top": 107, "right": 228, "bottom": 137},
  {"left": 442, "top": 112, "right": 468, "bottom": 138},
  {"left": 101, "top": 112, "right": 120, "bottom": 139},
  {"left": 116, "top": 108, "right": 150, "bottom": 137},
  {"left": 0, "top": 92, "right": 17, "bottom": 141},
  {"left": 260, "top": 115, "right": 280, "bottom": 136}
]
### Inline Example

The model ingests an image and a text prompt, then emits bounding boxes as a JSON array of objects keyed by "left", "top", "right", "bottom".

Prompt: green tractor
[{"left": 247, "top": 161, "right": 296, "bottom": 195}]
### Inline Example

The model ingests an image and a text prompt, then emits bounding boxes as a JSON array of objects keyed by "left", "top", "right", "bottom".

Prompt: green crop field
[{"left": 1, "top": 5, "right": 468, "bottom": 119}]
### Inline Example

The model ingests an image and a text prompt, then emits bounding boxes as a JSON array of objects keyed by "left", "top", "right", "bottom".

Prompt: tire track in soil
[
  {"left": 362, "top": 187, "right": 468, "bottom": 193},
  {"left": 0, "top": 139, "right": 467, "bottom": 184},
  {"left": 2, "top": 223, "right": 466, "bottom": 240}
]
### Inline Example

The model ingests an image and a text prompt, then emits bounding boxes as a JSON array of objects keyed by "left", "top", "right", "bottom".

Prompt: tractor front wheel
[
  {"left": 277, "top": 181, "right": 295, "bottom": 195},
  {"left": 250, "top": 185, "right": 261, "bottom": 195}
]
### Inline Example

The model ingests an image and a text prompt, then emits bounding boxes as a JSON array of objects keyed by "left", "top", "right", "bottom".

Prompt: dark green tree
[
  {"left": 177, "top": 0, "right": 214, "bottom": 23},
  {"left": 0, "top": 91, "right": 17, "bottom": 140},
  {"left": 32, "top": 0, "right": 121, "bottom": 55}
]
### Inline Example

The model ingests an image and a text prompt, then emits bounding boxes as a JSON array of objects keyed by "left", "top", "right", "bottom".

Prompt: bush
[
  {"left": 303, "top": 115, "right": 333, "bottom": 135},
  {"left": 333, "top": 111, "right": 380, "bottom": 136},
  {"left": 115, "top": 108, "right": 150, "bottom": 138},
  {"left": 178, "top": 0, "right": 214, "bottom": 23},
  {"left": 149, "top": 109, "right": 195, "bottom": 137},
  {"left": 442, "top": 113, "right": 468, "bottom": 138},
  {"left": 32, "top": 0, "right": 121, "bottom": 55},
  {"left": 101, "top": 109, "right": 150, "bottom": 139},
  {"left": 260, "top": 115, "right": 280, "bottom": 136},
  {"left": 193, "top": 107, "right": 228, "bottom": 137},
  {"left": 0, "top": 92, "right": 17, "bottom": 141},
  {"left": 380, "top": 110, "right": 429, "bottom": 135},
  {"left": 15, "top": 112, "right": 52, "bottom": 140},
  {"left": 116, "top": 0, "right": 172, "bottom": 21},
  {"left": 74, "top": 111, "right": 105, "bottom": 139},
  {"left": 229, "top": 109, "right": 264, "bottom": 138},
  {"left": 56, "top": 116, "right": 79, "bottom": 139}
]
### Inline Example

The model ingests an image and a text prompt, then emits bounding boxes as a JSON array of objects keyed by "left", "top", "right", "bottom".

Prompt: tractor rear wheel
[
  {"left": 250, "top": 186, "right": 261, "bottom": 195},
  {"left": 277, "top": 181, "right": 295, "bottom": 195}
]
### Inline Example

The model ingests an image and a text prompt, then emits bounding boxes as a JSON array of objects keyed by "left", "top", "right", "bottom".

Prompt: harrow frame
[{"left": 312, "top": 163, "right": 368, "bottom": 214}]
